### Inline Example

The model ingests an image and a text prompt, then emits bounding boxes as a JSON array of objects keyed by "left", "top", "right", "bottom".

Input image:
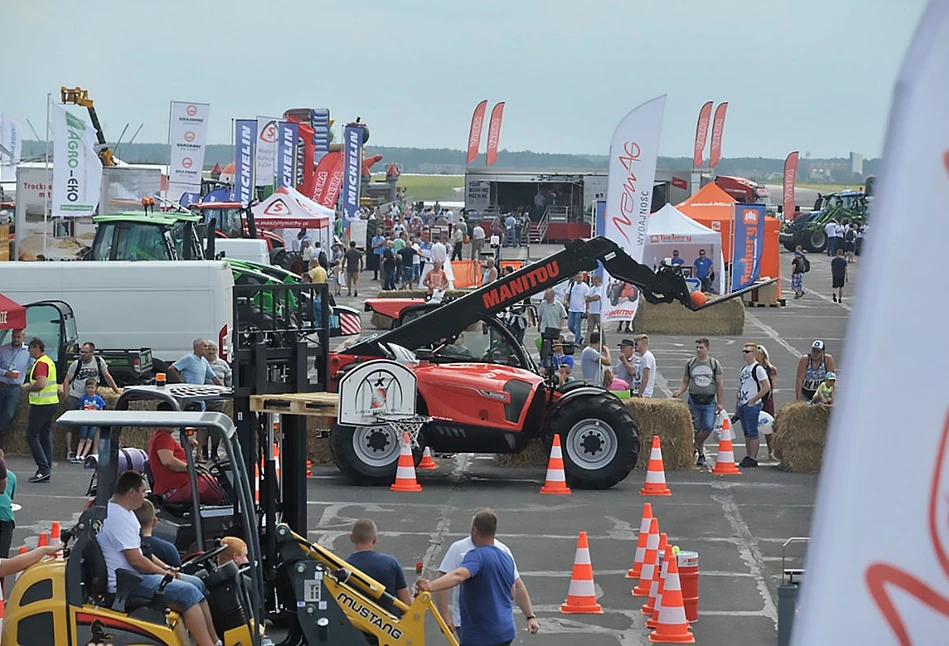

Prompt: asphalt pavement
[{"left": 7, "top": 243, "right": 856, "bottom": 645}]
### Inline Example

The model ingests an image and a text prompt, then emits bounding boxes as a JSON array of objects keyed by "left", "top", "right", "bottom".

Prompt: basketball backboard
[{"left": 337, "top": 359, "right": 418, "bottom": 427}]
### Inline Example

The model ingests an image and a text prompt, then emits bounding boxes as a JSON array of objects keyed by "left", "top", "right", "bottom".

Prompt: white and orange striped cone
[
  {"left": 14, "top": 546, "right": 26, "bottom": 583},
  {"left": 418, "top": 447, "right": 437, "bottom": 470},
  {"left": 642, "top": 533, "right": 669, "bottom": 617},
  {"left": 391, "top": 433, "right": 423, "bottom": 492},
  {"left": 641, "top": 436, "right": 672, "bottom": 496},
  {"left": 254, "top": 463, "right": 260, "bottom": 504},
  {"left": 274, "top": 443, "right": 282, "bottom": 484},
  {"left": 560, "top": 531, "right": 603, "bottom": 614},
  {"left": 633, "top": 518, "right": 661, "bottom": 596},
  {"left": 0, "top": 573, "right": 5, "bottom": 630},
  {"left": 711, "top": 418, "right": 741, "bottom": 475},
  {"left": 37, "top": 532, "right": 48, "bottom": 548},
  {"left": 647, "top": 547, "right": 671, "bottom": 630},
  {"left": 649, "top": 543, "right": 694, "bottom": 643},
  {"left": 540, "top": 434, "right": 571, "bottom": 495},
  {"left": 627, "top": 502, "right": 653, "bottom": 578},
  {"left": 51, "top": 521, "right": 63, "bottom": 559}
]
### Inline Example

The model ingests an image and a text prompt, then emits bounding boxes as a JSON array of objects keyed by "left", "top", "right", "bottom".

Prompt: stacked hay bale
[
  {"left": 4, "top": 387, "right": 334, "bottom": 465},
  {"left": 633, "top": 298, "right": 745, "bottom": 336},
  {"left": 772, "top": 402, "right": 829, "bottom": 473},
  {"left": 497, "top": 398, "right": 695, "bottom": 471}
]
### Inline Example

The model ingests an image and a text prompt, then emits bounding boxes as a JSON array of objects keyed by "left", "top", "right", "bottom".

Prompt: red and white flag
[
  {"left": 794, "top": 3, "right": 949, "bottom": 644},
  {"left": 485, "top": 102, "right": 505, "bottom": 166},
  {"left": 601, "top": 96, "right": 666, "bottom": 324},
  {"left": 783, "top": 151, "right": 799, "bottom": 220},
  {"left": 692, "top": 101, "right": 713, "bottom": 167},
  {"left": 466, "top": 100, "right": 488, "bottom": 164},
  {"left": 708, "top": 102, "right": 728, "bottom": 168}
]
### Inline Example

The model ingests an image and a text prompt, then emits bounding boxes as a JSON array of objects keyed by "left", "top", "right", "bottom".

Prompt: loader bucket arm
[{"left": 345, "top": 236, "right": 735, "bottom": 357}]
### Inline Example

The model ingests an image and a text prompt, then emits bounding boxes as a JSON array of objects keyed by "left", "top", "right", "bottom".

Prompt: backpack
[
  {"left": 750, "top": 362, "right": 772, "bottom": 402},
  {"left": 72, "top": 356, "right": 105, "bottom": 386},
  {"left": 801, "top": 255, "right": 811, "bottom": 273},
  {"left": 845, "top": 229, "right": 856, "bottom": 243}
]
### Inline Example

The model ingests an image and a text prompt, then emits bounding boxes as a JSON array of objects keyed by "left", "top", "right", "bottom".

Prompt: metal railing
[{"left": 528, "top": 209, "right": 549, "bottom": 243}]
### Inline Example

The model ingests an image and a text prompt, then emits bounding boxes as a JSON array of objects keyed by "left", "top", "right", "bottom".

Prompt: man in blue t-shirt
[
  {"left": 417, "top": 509, "right": 540, "bottom": 645},
  {"left": 168, "top": 339, "right": 222, "bottom": 387},
  {"left": 345, "top": 519, "right": 411, "bottom": 616},
  {"left": 694, "top": 249, "right": 713, "bottom": 292},
  {"left": 670, "top": 249, "right": 685, "bottom": 266}
]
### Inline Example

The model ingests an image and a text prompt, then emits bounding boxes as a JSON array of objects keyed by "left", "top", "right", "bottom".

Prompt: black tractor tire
[
  {"left": 804, "top": 230, "right": 827, "bottom": 254},
  {"left": 330, "top": 421, "right": 424, "bottom": 485},
  {"left": 546, "top": 392, "right": 639, "bottom": 489}
]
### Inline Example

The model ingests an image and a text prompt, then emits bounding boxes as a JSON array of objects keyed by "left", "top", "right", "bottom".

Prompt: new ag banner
[
  {"left": 730, "top": 203, "right": 765, "bottom": 291},
  {"left": 0, "top": 113, "right": 22, "bottom": 182},
  {"left": 341, "top": 124, "right": 365, "bottom": 220},
  {"left": 276, "top": 121, "right": 299, "bottom": 189},
  {"left": 233, "top": 119, "right": 257, "bottom": 207},
  {"left": 167, "top": 101, "right": 210, "bottom": 202},
  {"left": 51, "top": 103, "right": 102, "bottom": 216},
  {"left": 601, "top": 95, "right": 666, "bottom": 323}
]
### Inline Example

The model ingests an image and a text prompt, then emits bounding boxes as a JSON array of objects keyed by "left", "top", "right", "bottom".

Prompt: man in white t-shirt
[
  {"left": 564, "top": 274, "right": 590, "bottom": 346},
  {"left": 435, "top": 509, "right": 538, "bottom": 641},
  {"left": 634, "top": 335, "right": 657, "bottom": 397},
  {"left": 824, "top": 220, "right": 837, "bottom": 256},
  {"left": 61, "top": 342, "right": 122, "bottom": 460},
  {"left": 470, "top": 224, "right": 485, "bottom": 261},
  {"left": 97, "top": 471, "right": 219, "bottom": 646},
  {"left": 585, "top": 274, "right": 604, "bottom": 339}
]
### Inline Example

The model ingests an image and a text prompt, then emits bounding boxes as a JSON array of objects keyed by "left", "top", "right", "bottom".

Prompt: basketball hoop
[{"left": 374, "top": 412, "right": 431, "bottom": 449}]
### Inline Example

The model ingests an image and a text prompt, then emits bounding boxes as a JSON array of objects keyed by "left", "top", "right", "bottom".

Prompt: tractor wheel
[
  {"left": 547, "top": 392, "right": 639, "bottom": 489},
  {"left": 330, "top": 421, "right": 423, "bottom": 485},
  {"left": 805, "top": 230, "right": 827, "bottom": 253}
]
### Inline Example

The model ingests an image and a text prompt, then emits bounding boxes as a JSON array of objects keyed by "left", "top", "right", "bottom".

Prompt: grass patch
[{"left": 373, "top": 173, "right": 464, "bottom": 201}]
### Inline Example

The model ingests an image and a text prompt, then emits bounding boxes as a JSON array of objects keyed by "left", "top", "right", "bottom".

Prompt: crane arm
[
  {"left": 346, "top": 236, "right": 757, "bottom": 357},
  {"left": 60, "top": 86, "right": 114, "bottom": 165}
]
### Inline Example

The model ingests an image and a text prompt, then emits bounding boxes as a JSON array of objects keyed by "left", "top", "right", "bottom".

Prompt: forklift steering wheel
[{"left": 180, "top": 542, "right": 230, "bottom": 576}]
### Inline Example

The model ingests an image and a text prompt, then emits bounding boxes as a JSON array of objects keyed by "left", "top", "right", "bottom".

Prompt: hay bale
[
  {"left": 495, "top": 397, "right": 695, "bottom": 470},
  {"left": 771, "top": 402, "right": 829, "bottom": 473},
  {"left": 371, "top": 312, "right": 397, "bottom": 330},
  {"left": 374, "top": 289, "right": 469, "bottom": 299},
  {"left": 633, "top": 297, "right": 744, "bottom": 336},
  {"left": 3, "top": 387, "right": 333, "bottom": 465}
]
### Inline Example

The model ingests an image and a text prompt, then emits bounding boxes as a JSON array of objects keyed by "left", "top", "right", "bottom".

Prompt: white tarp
[
  {"left": 793, "top": 1, "right": 949, "bottom": 644},
  {"left": 253, "top": 186, "right": 332, "bottom": 253},
  {"left": 0, "top": 114, "right": 22, "bottom": 182},
  {"left": 51, "top": 104, "right": 102, "bottom": 217},
  {"left": 167, "top": 101, "right": 210, "bottom": 202},
  {"left": 255, "top": 116, "right": 279, "bottom": 187},
  {"left": 644, "top": 203, "right": 725, "bottom": 294}
]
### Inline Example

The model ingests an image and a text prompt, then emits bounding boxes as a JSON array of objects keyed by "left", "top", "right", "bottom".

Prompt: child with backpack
[
  {"left": 74, "top": 378, "right": 106, "bottom": 463},
  {"left": 791, "top": 247, "right": 810, "bottom": 299}
]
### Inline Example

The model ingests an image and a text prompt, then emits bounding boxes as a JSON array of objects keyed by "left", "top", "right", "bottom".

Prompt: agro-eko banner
[
  {"left": 601, "top": 95, "right": 666, "bottom": 323},
  {"left": 52, "top": 103, "right": 103, "bottom": 216},
  {"left": 341, "top": 124, "right": 364, "bottom": 220},
  {"left": 730, "top": 203, "right": 765, "bottom": 291},
  {"left": 168, "top": 101, "right": 210, "bottom": 202},
  {"left": 234, "top": 119, "right": 257, "bottom": 207},
  {"left": 276, "top": 121, "right": 299, "bottom": 189}
]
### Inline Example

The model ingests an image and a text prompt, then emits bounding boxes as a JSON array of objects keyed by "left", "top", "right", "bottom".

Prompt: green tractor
[{"left": 779, "top": 190, "right": 871, "bottom": 253}]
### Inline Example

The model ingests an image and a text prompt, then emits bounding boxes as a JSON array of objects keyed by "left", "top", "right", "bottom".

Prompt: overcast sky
[{"left": 5, "top": 0, "right": 927, "bottom": 159}]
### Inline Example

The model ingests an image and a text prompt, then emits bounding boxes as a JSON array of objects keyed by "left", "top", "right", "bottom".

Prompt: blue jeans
[
  {"left": 568, "top": 311, "right": 584, "bottom": 345},
  {"left": 79, "top": 425, "right": 98, "bottom": 441},
  {"left": 827, "top": 236, "right": 837, "bottom": 256},
  {"left": 0, "top": 384, "right": 21, "bottom": 436},
  {"left": 688, "top": 398, "right": 716, "bottom": 432},
  {"left": 131, "top": 572, "right": 207, "bottom": 612},
  {"left": 737, "top": 402, "right": 762, "bottom": 439},
  {"left": 313, "top": 295, "right": 323, "bottom": 329}
]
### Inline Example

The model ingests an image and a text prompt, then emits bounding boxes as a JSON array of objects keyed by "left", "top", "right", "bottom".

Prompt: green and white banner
[{"left": 52, "top": 103, "right": 102, "bottom": 216}]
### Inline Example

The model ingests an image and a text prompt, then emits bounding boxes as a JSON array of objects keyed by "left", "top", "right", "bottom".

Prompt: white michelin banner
[
  {"left": 168, "top": 101, "right": 210, "bottom": 202},
  {"left": 793, "top": 2, "right": 949, "bottom": 644},
  {"left": 601, "top": 95, "right": 666, "bottom": 323},
  {"left": 51, "top": 103, "right": 103, "bottom": 217}
]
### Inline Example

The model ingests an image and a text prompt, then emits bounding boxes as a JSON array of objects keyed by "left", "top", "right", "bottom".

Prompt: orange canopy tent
[{"left": 676, "top": 183, "right": 782, "bottom": 290}]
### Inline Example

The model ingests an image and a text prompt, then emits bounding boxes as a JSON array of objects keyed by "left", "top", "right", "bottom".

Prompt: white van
[{"left": 0, "top": 260, "right": 234, "bottom": 369}]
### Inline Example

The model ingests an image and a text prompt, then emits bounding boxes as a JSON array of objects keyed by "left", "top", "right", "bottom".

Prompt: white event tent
[
  {"left": 644, "top": 203, "right": 725, "bottom": 294},
  {"left": 252, "top": 186, "right": 335, "bottom": 253}
]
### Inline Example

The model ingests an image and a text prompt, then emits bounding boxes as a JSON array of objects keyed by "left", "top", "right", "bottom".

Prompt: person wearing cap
[
  {"left": 811, "top": 372, "right": 836, "bottom": 406},
  {"left": 796, "top": 340, "right": 836, "bottom": 402},
  {"left": 613, "top": 339, "right": 638, "bottom": 390},
  {"left": 791, "top": 246, "right": 808, "bottom": 298}
]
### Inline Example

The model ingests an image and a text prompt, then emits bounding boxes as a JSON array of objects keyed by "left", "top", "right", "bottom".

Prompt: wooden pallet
[
  {"left": 745, "top": 299, "right": 787, "bottom": 308},
  {"left": 249, "top": 392, "right": 339, "bottom": 417}
]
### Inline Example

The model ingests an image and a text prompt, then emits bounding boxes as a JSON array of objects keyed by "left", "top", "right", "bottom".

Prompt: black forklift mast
[
  {"left": 232, "top": 282, "right": 330, "bottom": 584},
  {"left": 346, "top": 236, "right": 695, "bottom": 356}
]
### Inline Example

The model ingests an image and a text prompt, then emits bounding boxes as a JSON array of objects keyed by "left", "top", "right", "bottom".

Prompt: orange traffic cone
[
  {"left": 647, "top": 548, "right": 671, "bottom": 629},
  {"left": 642, "top": 533, "right": 669, "bottom": 617},
  {"left": 37, "top": 532, "right": 48, "bottom": 548},
  {"left": 627, "top": 503, "right": 653, "bottom": 578},
  {"left": 274, "top": 443, "right": 282, "bottom": 484},
  {"left": 649, "top": 544, "right": 695, "bottom": 643},
  {"left": 418, "top": 447, "right": 437, "bottom": 470},
  {"left": 14, "top": 546, "right": 26, "bottom": 583},
  {"left": 633, "top": 518, "right": 661, "bottom": 596},
  {"left": 0, "top": 573, "right": 5, "bottom": 627},
  {"left": 254, "top": 463, "right": 260, "bottom": 504},
  {"left": 560, "top": 532, "right": 603, "bottom": 614},
  {"left": 391, "top": 433, "right": 423, "bottom": 492},
  {"left": 641, "top": 436, "right": 671, "bottom": 496},
  {"left": 711, "top": 418, "right": 741, "bottom": 475},
  {"left": 51, "top": 522, "right": 61, "bottom": 542},
  {"left": 540, "top": 435, "right": 571, "bottom": 495}
]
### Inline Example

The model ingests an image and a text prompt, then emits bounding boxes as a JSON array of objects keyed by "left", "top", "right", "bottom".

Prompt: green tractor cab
[{"left": 780, "top": 190, "right": 871, "bottom": 253}]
